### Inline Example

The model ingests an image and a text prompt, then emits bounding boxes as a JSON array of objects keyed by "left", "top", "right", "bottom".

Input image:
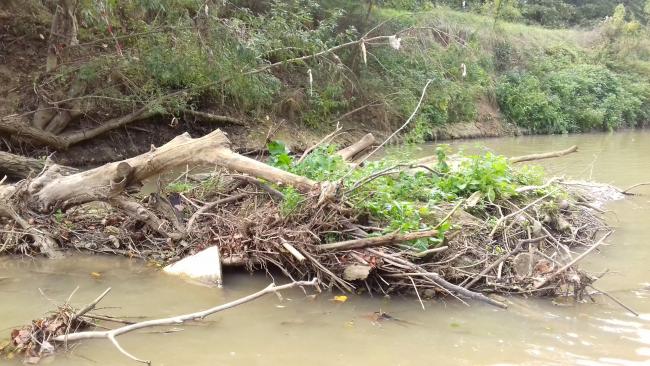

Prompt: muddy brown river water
[{"left": 1, "top": 131, "right": 650, "bottom": 365}]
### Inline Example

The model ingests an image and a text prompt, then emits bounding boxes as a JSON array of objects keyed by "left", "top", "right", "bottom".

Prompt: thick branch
[
  {"left": 2, "top": 108, "right": 155, "bottom": 150},
  {"left": 509, "top": 145, "right": 578, "bottom": 164},
  {"left": 336, "top": 133, "right": 376, "bottom": 162},
  {"left": 182, "top": 110, "right": 245, "bottom": 126},
  {"left": 318, "top": 229, "right": 438, "bottom": 251}
]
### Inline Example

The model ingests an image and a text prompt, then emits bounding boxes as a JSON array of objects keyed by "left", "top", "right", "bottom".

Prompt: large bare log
[
  {"left": 412, "top": 145, "right": 579, "bottom": 168},
  {"left": 52, "top": 279, "right": 319, "bottom": 364},
  {"left": 28, "top": 129, "right": 317, "bottom": 212},
  {"left": 336, "top": 133, "right": 376, "bottom": 161},
  {"left": 0, "top": 151, "right": 44, "bottom": 179}
]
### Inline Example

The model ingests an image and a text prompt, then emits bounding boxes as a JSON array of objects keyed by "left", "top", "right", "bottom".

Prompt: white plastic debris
[
  {"left": 308, "top": 69, "right": 313, "bottom": 97},
  {"left": 461, "top": 63, "right": 467, "bottom": 77},
  {"left": 388, "top": 35, "right": 401, "bottom": 50},
  {"left": 164, "top": 246, "right": 222, "bottom": 287},
  {"left": 361, "top": 42, "right": 367, "bottom": 64}
]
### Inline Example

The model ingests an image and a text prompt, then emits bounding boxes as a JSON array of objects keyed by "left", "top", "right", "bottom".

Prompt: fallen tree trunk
[
  {"left": 0, "top": 151, "right": 44, "bottom": 179},
  {"left": 336, "top": 133, "right": 376, "bottom": 161},
  {"left": 412, "top": 145, "right": 579, "bottom": 167},
  {"left": 1, "top": 108, "right": 156, "bottom": 150},
  {"left": 27, "top": 129, "right": 317, "bottom": 212}
]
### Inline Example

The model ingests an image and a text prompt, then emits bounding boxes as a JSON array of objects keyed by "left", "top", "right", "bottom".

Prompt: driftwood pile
[{"left": 0, "top": 129, "right": 620, "bottom": 363}]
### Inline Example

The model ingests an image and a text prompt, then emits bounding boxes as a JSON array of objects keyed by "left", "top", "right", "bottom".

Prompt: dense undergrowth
[{"left": 8, "top": 0, "right": 650, "bottom": 141}]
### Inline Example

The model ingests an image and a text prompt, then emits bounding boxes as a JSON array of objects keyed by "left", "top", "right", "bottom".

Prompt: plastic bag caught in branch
[{"left": 388, "top": 35, "right": 401, "bottom": 50}]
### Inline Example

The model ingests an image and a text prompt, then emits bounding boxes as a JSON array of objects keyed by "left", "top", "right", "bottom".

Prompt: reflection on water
[{"left": 2, "top": 131, "right": 650, "bottom": 365}]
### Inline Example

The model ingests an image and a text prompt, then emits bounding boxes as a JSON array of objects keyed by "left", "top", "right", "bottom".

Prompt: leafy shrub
[
  {"left": 496, "top": 73, "right": 567, "bottom": 133},
  {"left": 497, "top": 64, "right": 647, "bottom": 133}
]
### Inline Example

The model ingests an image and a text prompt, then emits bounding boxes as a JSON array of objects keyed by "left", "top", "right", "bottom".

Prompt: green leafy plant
[
  {"left": 279, "top": 186, "right": 303, "bottom": 217},
  {"left": 166, "top": 182, "right": 194, "bottom": 193}
]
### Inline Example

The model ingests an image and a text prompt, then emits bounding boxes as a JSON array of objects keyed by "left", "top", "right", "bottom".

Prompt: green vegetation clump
[
  {"left": 267, "top": 140, "right": 546, "bottom": 250},
  {"left": 497, "top": 64, "right": 647, "bottom": 133}
]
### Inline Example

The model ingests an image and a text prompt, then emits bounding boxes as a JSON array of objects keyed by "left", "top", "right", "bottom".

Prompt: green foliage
[
  {"left": 497, "top": 63, "right": 648, "bottom": 133},
  {"left": 267, "top": 140, "right": 550, "bottom": 249},
  {"left": 290, "top": 146, "right": 347, "bottom": 181},
  {"left": 167, "top": 182, "right": 194, "bottom": 193},
  {"left": 54, "top": 209, "right": 64, "bottom": 223},
  {"left": 280, "top": 186, "right": 303, "bottom": 217},
  {"left": 520, "top": 0, "right": 576, "bottom": 27},
  {"left": 438, "top": 152, "right": 518, "bottom": 202},
  {"left": 303, "top": 84, "right": 352, "bottom": 128},
  {"left": 58, "top": 0, "right": 650, "bottom": 139},
  {"left": 480, "top": 0, "right": 522, "bottom": 22},
  {"left": 267, "top": 140, "right": 294, "bottom": 169}
]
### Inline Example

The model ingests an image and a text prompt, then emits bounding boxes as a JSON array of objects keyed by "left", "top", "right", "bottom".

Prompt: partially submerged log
[
  {"left": 413, "top": 145, "right": 579, "bottom": 167},
  {"left": 509, "top": 145, "right": 578, "bottom": 163},
  {"left": 336, "top": 133, "right": 376, "bottom": 161}
]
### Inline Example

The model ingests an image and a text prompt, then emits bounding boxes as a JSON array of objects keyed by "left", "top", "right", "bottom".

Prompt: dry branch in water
[
  {"left": 509, "top": 145, "right": 578, "bottom": 163},
  {"left": 43, "top": 279, "right": 318, "bottom": 365}
]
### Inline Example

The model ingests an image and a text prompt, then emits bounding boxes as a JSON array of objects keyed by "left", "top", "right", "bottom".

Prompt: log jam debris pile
[
  {"left": 0, "top": 131, "right": 613, "bottom": 303},
  {"left": 0, "top": 131, "right": 621, "bottom": 363}
]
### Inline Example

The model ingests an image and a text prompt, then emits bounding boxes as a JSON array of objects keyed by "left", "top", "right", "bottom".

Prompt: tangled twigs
[
  {"left": 534, "top": 231, "right": 612, "bottom": 290},
  {"left": 461, "top": 236, "right": 549, "bottom": 289},
  {"left": 52, "top": 279, "right": 319, "bottom": 365},
  {"left": 368, "top": 249, "right": 508, "bottom": 309}
]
